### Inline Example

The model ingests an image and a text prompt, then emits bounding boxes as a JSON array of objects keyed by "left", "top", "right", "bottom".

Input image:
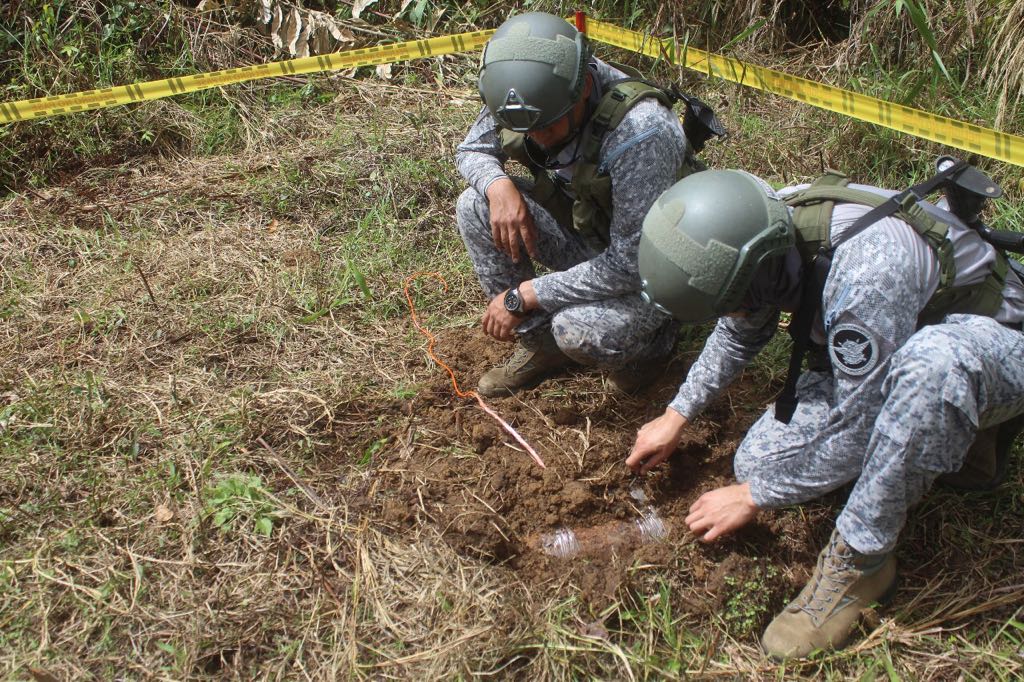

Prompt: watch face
[{"left": 504, "top": 288, "right": 522, "bottom": 313}]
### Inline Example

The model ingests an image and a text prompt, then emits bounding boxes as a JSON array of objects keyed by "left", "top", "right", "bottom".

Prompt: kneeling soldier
[
  {"left": 626, "top": 166, "right": 1024, "bottom": 657},
  {"left": 455, "top": 12, "right": 711, "bottom": 396}
]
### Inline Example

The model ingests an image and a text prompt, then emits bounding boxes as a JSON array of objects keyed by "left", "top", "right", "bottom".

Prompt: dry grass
[
  {"left": 1, "top": 18, "right": 1023, "bottom": 682},
  {"left": 980, "top": 1, "right": 1024, "bottom": 128}
]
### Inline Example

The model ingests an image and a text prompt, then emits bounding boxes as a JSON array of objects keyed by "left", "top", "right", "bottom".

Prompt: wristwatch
[{"left": 503, "top": 287, "right": 526, "bottom": 316}]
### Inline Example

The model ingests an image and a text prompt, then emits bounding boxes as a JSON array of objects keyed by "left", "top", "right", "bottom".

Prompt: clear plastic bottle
[
  {"left": 537, "top": 507, "right": 668, "bottom": 559},
  {"left": 636, "top": 507, "right": 668, "bottom": 542},
  {"left": 540, "top": 527, "right": 581, "bottom": 559}
]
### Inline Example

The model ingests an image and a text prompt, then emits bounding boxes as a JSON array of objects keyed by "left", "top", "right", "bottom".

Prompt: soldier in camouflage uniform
[
  {"left": 456, "top": 12, "right": 697, "bottom": 396},
  {"left": 625, "top": 168, "right": 1024, "bottom": 657}
]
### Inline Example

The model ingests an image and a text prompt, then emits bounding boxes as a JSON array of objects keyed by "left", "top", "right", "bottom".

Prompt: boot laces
[
  {"left": 799, "top": 536, "right": 857, "bottom": 616},
  {"left": 504, "top": 343, "right": 537, "bottom": 372}
]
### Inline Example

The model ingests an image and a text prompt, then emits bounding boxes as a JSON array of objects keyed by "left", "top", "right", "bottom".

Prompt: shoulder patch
[{"left": 829, "top": 323, "right": 879, "bottom": 376}]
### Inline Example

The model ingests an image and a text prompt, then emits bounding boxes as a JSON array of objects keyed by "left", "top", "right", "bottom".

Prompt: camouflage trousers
[
  {"left": 734, "top": 314, "right": 1024, "bottom": 555},
  {"left": 456, "top": 184, "right": 676, "bottom": 369}
]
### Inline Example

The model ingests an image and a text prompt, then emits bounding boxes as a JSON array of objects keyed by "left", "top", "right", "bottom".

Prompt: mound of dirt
[{"left": 348, "top": 327, "right": 812, "bottom": 607}]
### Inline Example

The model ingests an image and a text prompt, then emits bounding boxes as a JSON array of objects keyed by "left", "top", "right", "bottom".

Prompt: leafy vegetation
[{"left": 205, "top": 473, "right": 279, "bottom": 536}]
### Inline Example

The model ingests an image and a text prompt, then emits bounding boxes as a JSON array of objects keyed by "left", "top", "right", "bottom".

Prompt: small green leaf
[
  {"left": 409, "top": 0, "right": 429, "bottom": 26},
  {"left": 359, "top": 437, "right": 388, "bottom": 467},
  {"left": 254, "top": 516, "right": 273, "bottom": 536},
  {"left": 719, "top": 18, "right": 767, "bottom": 52},
  {"left": 213, "top": 508, "right": 234, "bottom": 527},
  {"left": 347, "top": 260, "right": 372, "bottom": 300}
]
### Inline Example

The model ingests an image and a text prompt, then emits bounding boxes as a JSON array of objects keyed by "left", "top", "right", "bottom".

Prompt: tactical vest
[
  {"left": 785, "top": 171, "right": 1009, "bottom": 328},
  {"left": 774, "top": 169, "right": 1012, "bottom": 424},
  {"left": 500, "top": 79, "right": 696, "bottom": 250}
]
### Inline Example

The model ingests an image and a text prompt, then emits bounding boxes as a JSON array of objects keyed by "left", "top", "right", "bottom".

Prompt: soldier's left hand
[
  {"left": 482, "top": 292, "right": 520, "bottom": 341},
  {"left": 685, "top": 483, "right": 759, "bottom": 542}
]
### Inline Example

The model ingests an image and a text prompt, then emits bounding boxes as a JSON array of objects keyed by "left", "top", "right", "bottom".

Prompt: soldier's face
[
  {"left": 527, "top": 114, "right": 572, "bottom": 148},
  {"left": 525, "top": 73, "right": 592, "bottom": 149}
]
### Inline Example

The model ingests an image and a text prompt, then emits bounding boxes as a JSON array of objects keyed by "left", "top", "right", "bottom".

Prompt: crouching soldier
[
  {"left": 625, "top": 165, "right": 1024, "bottom": 657},
  {"left": 455, "top": 12, "right": 716, "bottom": 396}
]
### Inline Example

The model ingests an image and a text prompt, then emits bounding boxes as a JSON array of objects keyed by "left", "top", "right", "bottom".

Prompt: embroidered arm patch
[{"left": 829, "top": 323, "right": 879, "bottom": 376}]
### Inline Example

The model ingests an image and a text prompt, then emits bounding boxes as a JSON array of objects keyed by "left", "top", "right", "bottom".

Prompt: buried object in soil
[{"left": 536, "top": 506, "right": 668, "bottom": 560}]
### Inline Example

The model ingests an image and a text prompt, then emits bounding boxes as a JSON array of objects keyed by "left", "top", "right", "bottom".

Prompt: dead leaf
[
  {"left": 281, "top": 7, "right": 302, "bottom": 56},
  {"left": 352, "top": 0, "right": 378, "bottom": 20},
  {"left": 375, "top": 63, "right": 393, "bottom": 80},
  {"left": 154, "top": 505, "right": 174, "bottom": 524},
  {"left": 259, "top": 0, "right": 273, "bottom": 25},
  {"left": 312, "top": 24, "right": 333, "bottom": 56},
  {"left": 270, "top": 4, "right": 284, "bottom": 50},
  {"left": 398, "top": 0, "right": 415, "bottom": 15},
  {"left": 296, "top": 13, "right": 314, "bottom": 58},
  {"left": 577, "top": 619, "right": 609, "bottom": 640},
  {"left": 27, "top": 668, "right": 60, "bottom": 682},
  {"left": 268, "top": 219, "right": 279, "bottom": 233}
]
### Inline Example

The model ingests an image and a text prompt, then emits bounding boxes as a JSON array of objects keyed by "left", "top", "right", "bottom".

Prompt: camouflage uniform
[
  {"left": 669, "top": 187, "right": 1024, "bottom": 554},
  {"left": 455, "top": 59, "right": 688, "bottom": 368}
]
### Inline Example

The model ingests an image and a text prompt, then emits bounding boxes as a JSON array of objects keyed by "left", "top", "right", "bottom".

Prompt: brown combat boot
[
  {"left": 938, "top": 414, "right": 1023, "bottom": 491},
  {"left": 607, "top": 353, "right": 670, "bottom": 394},
  {"left": 761, "top": 529, "right": 897, "bottom": 659},
  {"left": 477, "top": 331, "right": 571, "bottom": 397},
  {"left": 607, "top": 321, "right": 678, "bottom": 394}
]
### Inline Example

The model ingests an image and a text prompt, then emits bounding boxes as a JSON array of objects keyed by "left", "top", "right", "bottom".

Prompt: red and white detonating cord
[{"left": 403, "top": 272, "right": 546, "bottom": 469}]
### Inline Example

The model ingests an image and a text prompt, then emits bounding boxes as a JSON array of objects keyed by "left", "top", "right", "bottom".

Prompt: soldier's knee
[
  {"left": 456, "top": 188, "right": 489, "bottom": 239},
  {"left": 888, "top": 327, "right": 962, "bottom": 394},
  {"left": 550, "top": 310, "right": 627, "bottom": 367},
  {"left": 733, "top": 444, "right": 761, "bottom": 482}
]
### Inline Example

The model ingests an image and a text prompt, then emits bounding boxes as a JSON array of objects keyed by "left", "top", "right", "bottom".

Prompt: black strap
[
  {"left": 844, "top": 160, "right": 967, "bottom": 239},
  {"left": 775, "top": 250, "right": 832, "bottom": 423}
]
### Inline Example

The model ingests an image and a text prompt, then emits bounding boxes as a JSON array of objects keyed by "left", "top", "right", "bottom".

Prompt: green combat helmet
[
  {"left": 478, "top": 12, "right": 590, "bottom": 132},
  {"left": 638, "top": 169, "right": 794, "bottom": 323}
]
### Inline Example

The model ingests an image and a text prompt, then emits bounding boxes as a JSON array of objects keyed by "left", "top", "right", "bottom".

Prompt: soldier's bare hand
[
  {"left": 685, "top": 483, "right": 759, "bottom": 542},
  {"left": 626, "top": 408, "right": 689, "bottom": 474},
  {"left": 481, "top": 291, "right": 520, "bottom": 342},
  {"left": 486, "top": 178, "right": 538, "bottom": 263}
]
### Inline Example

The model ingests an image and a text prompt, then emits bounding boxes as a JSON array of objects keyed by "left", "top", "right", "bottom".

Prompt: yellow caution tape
[
  {"left": 0, "top": 29, "right": 493, "bottom": 123},
  {"left": 584, "top": 19, "right": 1023, "bottom": 167},
  {"left": 2, "top": 16, "right": 1021, "bottom": 168}
]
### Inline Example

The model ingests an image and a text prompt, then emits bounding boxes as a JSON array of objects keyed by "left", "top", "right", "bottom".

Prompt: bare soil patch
[{"left": 339, "top": 326, "right": 821, "bottom": 609}]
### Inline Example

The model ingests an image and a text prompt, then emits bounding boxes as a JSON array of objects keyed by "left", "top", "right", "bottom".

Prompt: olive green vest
[
  {"left": 500, "top": 79, "right": 696, "bottom": 251},
  {"left": 785, "top": 171, "right": 1008, "bottom": 327}
]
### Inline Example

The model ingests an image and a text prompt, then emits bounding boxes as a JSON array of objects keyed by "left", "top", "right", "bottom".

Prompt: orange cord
[{"left": 403, "top": 272, "right": 546, "bottom": 468}]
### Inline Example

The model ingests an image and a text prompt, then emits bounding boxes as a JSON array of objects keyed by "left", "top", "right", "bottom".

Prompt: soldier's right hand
[
  {"left": 626, "top": 407, "right": 689, "bottom": 474},
  {"left": 486, "top": 178, "right": 539, "bottom": 264}
]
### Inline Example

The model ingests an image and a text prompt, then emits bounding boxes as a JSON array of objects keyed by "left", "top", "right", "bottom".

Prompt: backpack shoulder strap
[
  {"left": 578, "top": 79, "right": 674, "bottom": 167},
  {"left": 785, "top": 171, "right": 850, "bottom": 261}
]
